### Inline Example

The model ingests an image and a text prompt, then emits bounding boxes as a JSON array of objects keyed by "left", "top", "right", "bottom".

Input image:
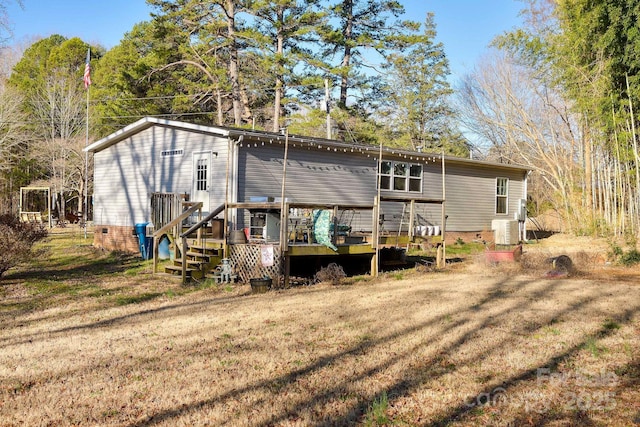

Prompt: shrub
[
  {"left": 314, "top": 263, "right": 346, "bottom": 285},
  {"left": 620, "top": 249, "right": 640, "bottom": 266},
  {"left": 608, "top": 243, "right": 623, "bottom": 262},
  {"left": 0, "top": 214, "right": 48, "bottom": 278}
]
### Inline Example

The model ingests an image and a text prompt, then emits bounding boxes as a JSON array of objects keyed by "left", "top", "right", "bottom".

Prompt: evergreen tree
[
  {"left": 147, "top": 0, "right": 249, "bottom": 126},
  {"left": 318, "top": 0, "right": 415, "bottom": 108},
  {"left": 379, "top": 13, "right": 465, "bottom": 155},
  {"left": 245, "top": 0, "right": 324, "bottom": 131},
  {"left": 91, "top": 21, "right": 201, "bottom": 135}
]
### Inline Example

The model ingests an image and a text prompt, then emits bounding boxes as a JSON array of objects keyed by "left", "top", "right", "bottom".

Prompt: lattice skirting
[{"left": 229, "top": 244, "right": 283, "bottom": 287}]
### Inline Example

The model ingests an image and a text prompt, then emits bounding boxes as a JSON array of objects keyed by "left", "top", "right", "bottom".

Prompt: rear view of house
[{"left": 85, "top": 117, "right": 529, "bottom": 282}]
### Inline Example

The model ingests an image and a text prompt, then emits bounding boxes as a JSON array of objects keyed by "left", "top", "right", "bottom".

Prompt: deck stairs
[
  {"left": 163, "top": 227, "right": 224, "bottom": 280},
  {"left": 153, "top": 203, "right": 228, "bottom": 283}
]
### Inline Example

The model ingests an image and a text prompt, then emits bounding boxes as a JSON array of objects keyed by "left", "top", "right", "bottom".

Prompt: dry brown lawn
[{"left": 0, "top": 231, "right": 639, "bottom": 426}]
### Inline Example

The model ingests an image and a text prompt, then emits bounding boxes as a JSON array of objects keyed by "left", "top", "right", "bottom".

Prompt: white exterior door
[{"left": 192, "top": 151, "right": 211, "bottom": 215}]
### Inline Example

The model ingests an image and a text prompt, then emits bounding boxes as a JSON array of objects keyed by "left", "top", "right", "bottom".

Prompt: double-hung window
[
  {"left": 379, "top": 161, "right": 422, "bottom": 192},
  {"left": 496, "top": 177, "right": 508, "bottom": 214}
]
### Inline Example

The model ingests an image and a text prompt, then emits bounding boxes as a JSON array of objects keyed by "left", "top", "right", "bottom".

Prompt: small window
[
  {"left": 380, "top": 161, "right": 392, "bottom": 190},
  {"left": 379, "top": 161, "right": 422, "bottom": 192},
  {"left": 409, "top": 165, "right": 422, "bottom": 192},
  {"left": 496, "top": 177, "right": 508, "bottom": 214}
]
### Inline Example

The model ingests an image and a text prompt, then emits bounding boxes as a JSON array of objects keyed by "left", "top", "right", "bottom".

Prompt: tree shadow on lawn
[
  {"left": 281, "top": 280, "right": 638, "bottom": 426},
  {"left": 3, "top": 236, "right": 638, "bottom": 426},
  {"left": 121, "top": 276, "right": 639, "bottom": 426},
  {"left": 0, "top": 288, "right": 255, "bottom": 348},
  {"left": 4, "top": 249, "right": 144, "bottom": 283},
  {"left": 0, "top": 244, "right": 168, "bottom": 328}
]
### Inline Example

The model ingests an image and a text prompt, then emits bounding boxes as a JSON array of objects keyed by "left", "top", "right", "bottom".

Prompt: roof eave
[{"left": 84, "top": 117, "right": 230, "bottom": 153}]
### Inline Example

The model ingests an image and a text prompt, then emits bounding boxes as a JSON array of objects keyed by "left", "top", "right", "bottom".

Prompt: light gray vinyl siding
[
  {"left": 444, "top": 163, "right": 526, "bottom": 231},
  {"left": 237, "top": 144, "right": 379, "bottom": 231},
  {"left": 92, "top": 120, "right": 529, "bottom": 234},
  {"left": 235, "top": 145, "right": 528, "bottom": 234},
  {"left": 237, "top": 146, "right": 448, "bottom": 232},
  {"left": 378, "top": 159, "right": 444, "bottom": 232},
  {"left": 238, "top": 144, "right": 378, "bottom": 204},
  {"left": 93, "top": 125, "right": 228, "bottom": 227},
  {"left": 376, "top": 160, "right": 525, "bottom": 233}
]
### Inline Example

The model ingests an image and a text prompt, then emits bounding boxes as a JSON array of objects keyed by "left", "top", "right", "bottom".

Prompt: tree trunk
[
  {"left": 272, "top": 7, "right": 285, "bottom": 133},
  {"left": 226, "top": 0, "right": 243, "bottom": 126},
  {"left": 339, "top": 0, "right": 353, "bottom": 108}
]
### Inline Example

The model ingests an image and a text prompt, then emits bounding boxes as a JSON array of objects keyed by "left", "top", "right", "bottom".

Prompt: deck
[{"left": 152, "top": 197, "right": 446, "bottom": 285}]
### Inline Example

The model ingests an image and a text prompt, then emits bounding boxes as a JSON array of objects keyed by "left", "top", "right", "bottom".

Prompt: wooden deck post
[
  {"left": 281, "top": 202, "right": 290, "bottom": 289},
  {"left": 332, "top": 205, "right": 339, "bottom": 247},
  {"left": 280, "top": 129, "right": 290, "bottom": 288},
  {"left": 181, "top": 235, "right": 188, "bottom": 285},
  {"left": 371, "top": 197, "right": 379, "bottom": 277},
  {"left": 152, "top": 238, "right": 158, "bottom": 274},
  {"left": 196, "top": 206, "right": 202, "bottom": 246},
  {"left": 408, "top": 199, "right": 415, "bottom": 241},
  {"left": 284, "top": 254, "right": 291, "bottom": 288},
  {"left": 439, "top": 153, "right": 446, "bottom": 268}
]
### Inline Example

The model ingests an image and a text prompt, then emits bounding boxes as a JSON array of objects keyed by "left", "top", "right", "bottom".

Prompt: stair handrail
[
  {"left": 153, "top": 202, "right": 203, "bottom": 239},
  {"left": 152, "top": 202, "right": 203, "bottom": 274},
  {"left": 180, "top": 204, "right": 225, "bottom": 238},
  {"left": 179, "top": 204, "right": 226, "bottom": 285}
]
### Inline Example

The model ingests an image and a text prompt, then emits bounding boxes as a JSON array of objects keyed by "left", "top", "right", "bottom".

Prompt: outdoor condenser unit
[{"left": 491, "top": 219, "right": 520, "bottom": 245}]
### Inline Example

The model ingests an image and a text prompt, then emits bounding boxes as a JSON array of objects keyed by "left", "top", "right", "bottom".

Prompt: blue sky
[{"left": 6, "top": 0, "right": 523, "bottom": 82}]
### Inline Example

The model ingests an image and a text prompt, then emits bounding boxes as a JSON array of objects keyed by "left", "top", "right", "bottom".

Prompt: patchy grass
[
  {"left": 364, "top": 391, "right": 390, "bottom": 426},
  {"left": 0, "top": 231, "right": 238, "bottom": 316},
  {"left": 0, "top": 230, "right": 638, "bottom": 426},
  {"left": 445, "top": 240, "right": 487, "bottom": 257}
]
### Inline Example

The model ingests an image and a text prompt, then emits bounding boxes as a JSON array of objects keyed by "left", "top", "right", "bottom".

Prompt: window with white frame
[
  {"left": 379, "top": 161, "right": 423, "bottom": 192},
  {"left": 496, "top": 177, "right": 508, "bottom": 214}
]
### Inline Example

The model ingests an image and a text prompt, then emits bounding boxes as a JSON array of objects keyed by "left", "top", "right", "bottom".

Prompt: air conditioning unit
[{"left": 491, "top": 219, "right": 519, "bottom": 245}]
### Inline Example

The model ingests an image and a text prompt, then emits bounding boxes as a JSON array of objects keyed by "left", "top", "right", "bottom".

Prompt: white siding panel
[
  {"left": 444, "top": 163, "right": 525, "bottom": 232},
  {"left": 92, "top": 126, "right": 228, "bottom": 226}
]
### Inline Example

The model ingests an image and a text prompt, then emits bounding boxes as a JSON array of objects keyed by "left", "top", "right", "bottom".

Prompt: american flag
[{"left": 83, "top": 49, "right": 91, "bottom": 89}]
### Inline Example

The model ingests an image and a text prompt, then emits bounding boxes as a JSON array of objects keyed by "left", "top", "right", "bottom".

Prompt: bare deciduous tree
[
  {"left": 0, "top": 81, "right": 27, "bottom": 173},
  {"left": 0, "top": 0, "right": 23, "bottom": 45},
  {"left": 457, "top": 52, "right": 585, "bottom": 231},
  {"left": 30, "top": 72, "right": 87, "bottom": 218}
]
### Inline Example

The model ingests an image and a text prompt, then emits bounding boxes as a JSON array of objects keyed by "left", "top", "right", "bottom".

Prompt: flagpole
[
  {"left": 83, "top": 48, "right": 91, "bottom": 239},
  {"left": 84, "top": 82, "right": 89, "bottom": 238}
]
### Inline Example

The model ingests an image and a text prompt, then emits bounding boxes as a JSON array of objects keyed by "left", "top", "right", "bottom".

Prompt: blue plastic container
[
  {"left": 158, "top": 235, "right": 170, "bottom": 260},
  {"left": 134, "top": 223, "right": 152, "bottom": 260}
]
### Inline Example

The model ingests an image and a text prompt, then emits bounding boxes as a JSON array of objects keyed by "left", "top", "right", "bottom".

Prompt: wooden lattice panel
[{"left": 229, "top": 244, "right": 282, "bottom": 287}]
